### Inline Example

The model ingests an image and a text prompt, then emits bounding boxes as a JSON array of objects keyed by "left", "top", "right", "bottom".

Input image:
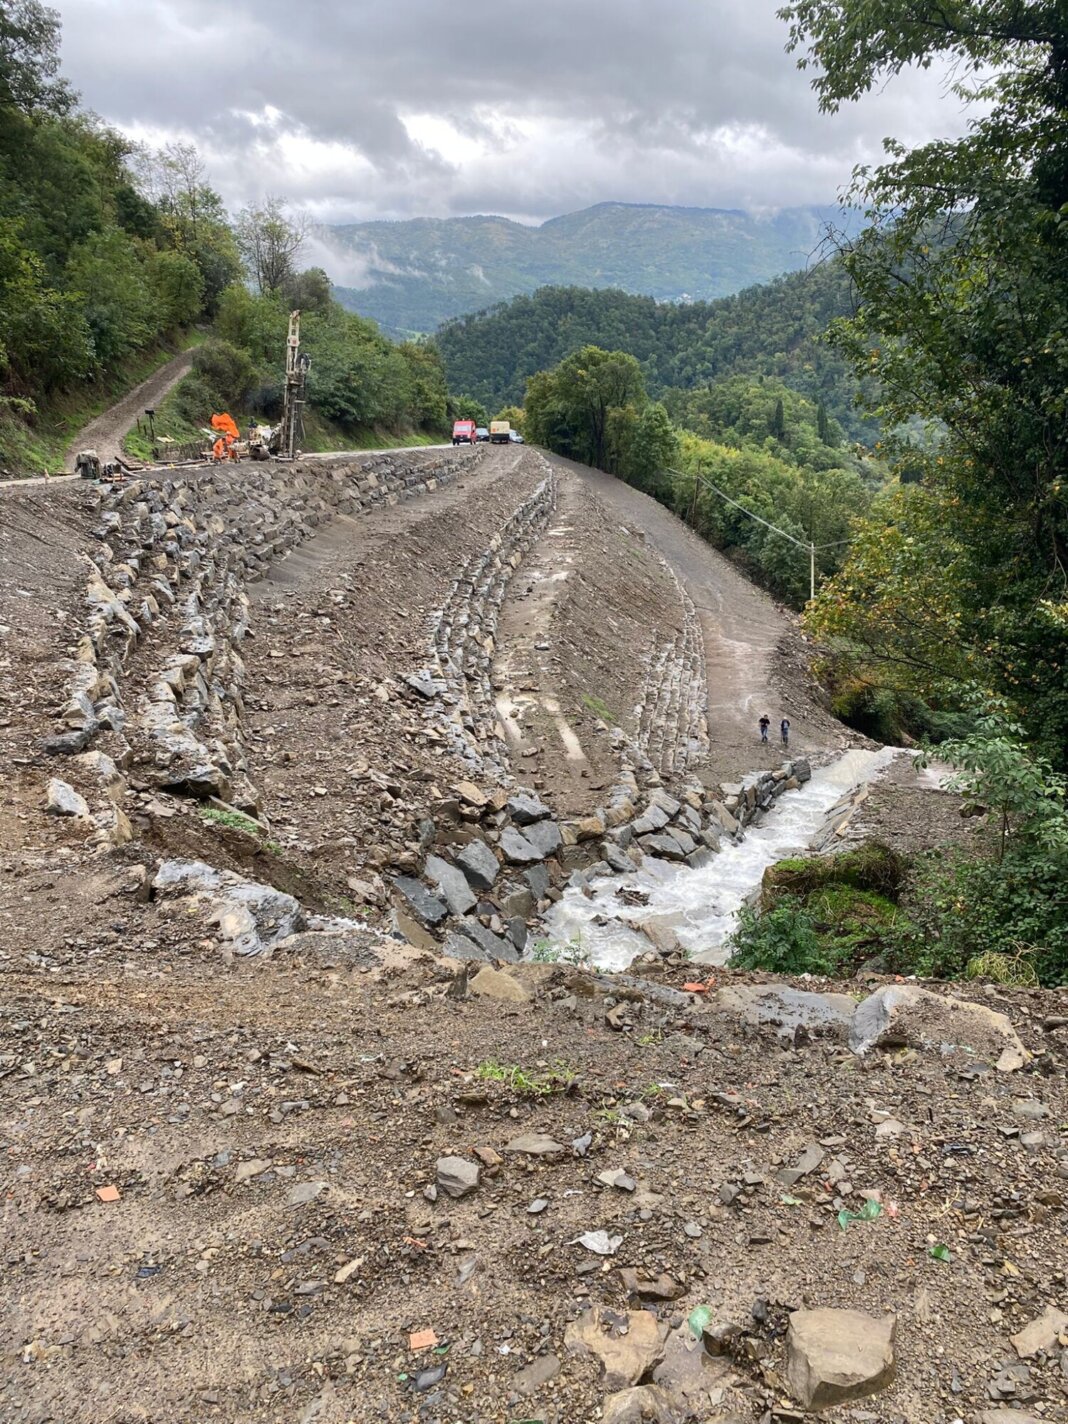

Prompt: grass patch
[
  {"left": 581, "top": 692, "right": 615, "bottom": 723},
  {"left": 474, "top": 1060, "right": 576, "bottom": 1097},
  {"left": 199, "top": 805, "right": 263, "bottom": 836},
  {"left": 731, "top": 839, "right": 910, "bottom": 978}
]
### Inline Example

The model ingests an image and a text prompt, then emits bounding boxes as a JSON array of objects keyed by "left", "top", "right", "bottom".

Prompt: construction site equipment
[
  {"left": 210, "top": 412, "right": 241, "bottom": 462},
  {"left": 75, "top": 449, "right": 101, "bottom": 480},
  {"left": 277, "top": 310, "right": 309, "bottom": 459},
  {"left": 489, "top": 420, "right": 511, "bottom": 444}
]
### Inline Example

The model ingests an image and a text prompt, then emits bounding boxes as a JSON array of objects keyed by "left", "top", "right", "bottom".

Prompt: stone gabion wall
[
  {"left": 44, "top": 448, "right": 483, "bottom": 841},
  {"left": 429, "top": 466, "right": 558, "bottom": 776}
]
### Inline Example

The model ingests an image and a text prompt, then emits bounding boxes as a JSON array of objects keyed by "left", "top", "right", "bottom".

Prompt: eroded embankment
[{"left": 16, "top": 445, "right": 876, "bottom": 964}]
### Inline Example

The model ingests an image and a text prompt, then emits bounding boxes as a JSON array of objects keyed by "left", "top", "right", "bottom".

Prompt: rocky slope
[{"left": 2, "top": 448, "right": 1065, "bottom": 1423}]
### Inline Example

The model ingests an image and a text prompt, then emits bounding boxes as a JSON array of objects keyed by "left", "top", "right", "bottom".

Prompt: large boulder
[
  {"left": 715, "top": 984, "right": 856, "bottom": 1040},
  {"left": 152, "top": 859, "right": 305, "bottom": 958},
  {"left": 850, "top": 984, "right": 1029, "bottom": 1072},
  {"left": 423, "top": 854, "right": 476, "bottom": 917},
  {"left": 45, "top": 778, "right": 90, "bottom": 818},
  {"left": 469, "top": 966, "right": 531, "bottom": 1002},
  {"left": 393, "top": 875, "right": 448, "bottom": 928},
  {"left": 500, "top": 826, "right": 545, "bottom": 864},
  {"left": 564, "top": 1307, "right": 666, "bottom": 1392},
  {"left": 786, "top": 1308, "right": 896, "bottom": 1410},
  {"left": 455, "top": 838, "right": 500, "bottom": 890}
]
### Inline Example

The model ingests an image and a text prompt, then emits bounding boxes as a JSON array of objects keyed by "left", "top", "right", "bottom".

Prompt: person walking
[
  {"left": 759, "top": 714, "right": 770, "bottom": 743},
  {"left": 780, "top": 717, "right": 791, "bottom": 748}
]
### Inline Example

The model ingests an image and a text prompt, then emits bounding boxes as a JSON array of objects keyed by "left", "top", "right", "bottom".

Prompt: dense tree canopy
[
  {"left": 436, "top": 269, "right": 876, "bottom": 444},
  {"left": 785, "top": 0, "right": 1068, "bottom": 765}
]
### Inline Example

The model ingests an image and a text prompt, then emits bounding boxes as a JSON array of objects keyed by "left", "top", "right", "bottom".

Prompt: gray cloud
[{"left": 56, "top": 0, "right": 971, "bottom": 223}]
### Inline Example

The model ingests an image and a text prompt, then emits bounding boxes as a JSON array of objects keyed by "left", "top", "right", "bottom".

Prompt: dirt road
[{"left": 63, "top": 347, "right": 196, "bottom": 470}]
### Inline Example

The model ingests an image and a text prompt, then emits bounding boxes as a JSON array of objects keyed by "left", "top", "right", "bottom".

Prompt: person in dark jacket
[
  {"left": 759, "top": 715, "right": 770, "bottom": 743},
  {"left": 781, "top": 717, "right": 791, "bottom": 747}
]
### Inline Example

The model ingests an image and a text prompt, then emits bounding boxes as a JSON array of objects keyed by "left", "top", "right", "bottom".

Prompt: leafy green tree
[
  {"left": 451, "top": 395, "right": 489, "bottom": 427},
  {"left": 149, "top": 248, "right": 203, "bottom": 329},
  {"left": 525, "top": 345, "right": 645, "bottom": 467},
  {"left": 65, "top": 227, "right": 154, "bottom": 368},
  {"left": 0, "top": 214, "right": 89, "bottom": 389},
  {"left": 0, "top": 0, "right": 73, "bottom": 114},
  {"left": 781, "top": 0, "right": 1068, "bottom": 763},
  {"left": 285, "top": 266, "right": 332, "bottom": 315},
  {"left": 625, "top": 402, "right": 678, "bottom": 488}
]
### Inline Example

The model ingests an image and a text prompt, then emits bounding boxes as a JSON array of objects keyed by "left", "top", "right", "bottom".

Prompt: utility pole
[{"left": 810, "top": 541, "right": 816, "bottom": 603}]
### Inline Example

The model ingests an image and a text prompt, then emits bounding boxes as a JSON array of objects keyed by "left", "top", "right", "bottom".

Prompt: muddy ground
[
  {"left": 3, "top": 449, "right": 1063, "bottom": 1424},
  {"left": 1, "top": 863, "right": 1066, "bottom": 1424}
]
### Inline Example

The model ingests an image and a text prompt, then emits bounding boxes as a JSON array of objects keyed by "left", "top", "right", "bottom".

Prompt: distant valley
[{"left": 325, "top": 201, "right": 858, "bottom": 335}]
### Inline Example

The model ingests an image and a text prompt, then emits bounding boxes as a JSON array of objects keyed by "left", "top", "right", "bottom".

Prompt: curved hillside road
[
  {"left": 64, "top": 347, "right": 196, "bottom": 470},
  {"left": 545, "top": 453, "right": 851, "bottom": 784}
]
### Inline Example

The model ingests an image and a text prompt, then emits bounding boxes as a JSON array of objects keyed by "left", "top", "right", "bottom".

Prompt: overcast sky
[{"left": 55, "top": 0, "right": 972, "bottom": 226}]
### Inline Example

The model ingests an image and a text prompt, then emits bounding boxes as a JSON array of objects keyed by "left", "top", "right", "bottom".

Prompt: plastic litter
[{"left": 837, "top": 1198, "right": 883, "bottom": 1229}]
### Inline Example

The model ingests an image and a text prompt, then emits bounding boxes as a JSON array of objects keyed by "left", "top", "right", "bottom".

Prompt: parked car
[
  {"left": 508, "top": 430, "right": 524, "bottom": 444},
  {"left": 474, "top": 427, "right": 490, "bottom": 442},
  {"left": 451, "top": 419, "right": 477, "bottom": 445}
]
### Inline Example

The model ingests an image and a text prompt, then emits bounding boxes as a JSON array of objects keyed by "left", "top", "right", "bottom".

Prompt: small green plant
[
  {"left": 635, "top": 1029, "right": 663, "bottom": 1047},
  {"left": 199, "top": 805, "right": 262, "bottom": 836},
  {"left": 729, "top": 903, "right": 848, "bottom": 976},
  {"left": 474, "top": 1061, "right": 576, "bottom": 1097},
  {"left": 527, "top": 934, "right": 591, "bottom": 968},
  {"left": 964, "top": 948, "right": 1039, "bottom": 987},
  {"left": 581, "top": 692, "right": 614, "bottom": 723}
]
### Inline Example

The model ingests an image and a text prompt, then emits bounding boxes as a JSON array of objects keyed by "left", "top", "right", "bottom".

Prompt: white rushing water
[{"left": 543, "top": 746, "right": 904, "bottom": 971}]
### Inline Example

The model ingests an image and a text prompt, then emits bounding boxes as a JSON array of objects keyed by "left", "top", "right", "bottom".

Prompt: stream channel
[{"left": 543, "top": 746, "right": 904, "bottom": 971}]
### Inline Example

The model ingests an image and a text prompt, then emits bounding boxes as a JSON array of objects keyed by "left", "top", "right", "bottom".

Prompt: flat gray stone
[
  {"left": 455, "top": 838, "right": 500, "bottom": 891},
  {"left": 455, "top": 917, "right": 518, "bottom": 962},
  {"left": 639, "top": 833, "right": 687, "bottom": 862},
  {"left": 424, "top": 854, "right": 476, "bottom": 916},
  {"left": 716, "top": 984, "right": 855, "bottom": 1039},
  {"left": 436, "top": 1155, "right": 480, "bottom": 1198},
  {"left": 525, "top": 863, "right": 550, "bottom": 901},
  {"left": 393, "top": 876, "right": 448, "bottom": 928},
  {"left": 523, "top": 818, "right": 562, "bottom": 857},
  {"left": 507, "top": 792, "right": 552, "bottom": 825},
  {"left": 631, "top": 806, "right": 670, "bottom": 836},
  {"left": 45, "top": 778, "right": 89, "bottom": 818},
  {"left": 441, "top": 931, "right": 491, "bottom": 963},
  {"left": 500, "top": 826, "right": 544, "bottom": 864}
]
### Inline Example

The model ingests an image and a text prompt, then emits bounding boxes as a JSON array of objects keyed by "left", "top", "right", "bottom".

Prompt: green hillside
[
  {"left": 330, "top": 201, "right": 859, "bottom": 335},
  {"left": 435, "top": 267, "right": 876, "bottom": 443}
]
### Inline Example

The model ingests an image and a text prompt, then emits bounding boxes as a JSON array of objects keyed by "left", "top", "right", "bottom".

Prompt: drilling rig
[{"left": 249, "top": 310, "right": 310, "bottom": 460}]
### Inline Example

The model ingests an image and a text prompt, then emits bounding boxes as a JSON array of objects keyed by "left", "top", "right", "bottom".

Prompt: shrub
[{"left": 729, "top": 904, "right": 848, "bottom": 976}]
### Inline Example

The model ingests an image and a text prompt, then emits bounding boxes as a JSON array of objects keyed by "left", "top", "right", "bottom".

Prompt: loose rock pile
[
  {"left": 391, "top": 759, "right": 812, "bottom": 961},
  {"left": 40, "top": 448, "right": 481, "bottom": 841}
]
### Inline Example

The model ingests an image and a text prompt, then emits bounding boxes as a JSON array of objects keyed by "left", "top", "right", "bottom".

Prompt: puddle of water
[{"left": 542, "top": 746, "right": 904, "bottom": 970}]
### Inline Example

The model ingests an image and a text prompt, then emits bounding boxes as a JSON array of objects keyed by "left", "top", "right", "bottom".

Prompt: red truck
[{"left": 451, "top": 419, "right": 477, "bottom": 445}]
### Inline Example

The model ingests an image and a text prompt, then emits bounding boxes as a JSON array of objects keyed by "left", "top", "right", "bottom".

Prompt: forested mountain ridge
[
  {"left": 330, "top": 201, "right": 859, "bottom": 335},
  {"left": 435, "top": 266, "right": 875, "bottom": 443}
]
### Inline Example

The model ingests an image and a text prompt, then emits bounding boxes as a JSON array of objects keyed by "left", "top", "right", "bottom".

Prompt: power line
[{"left": 666, "top": 466, "right": 852, "bottom": 599}]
